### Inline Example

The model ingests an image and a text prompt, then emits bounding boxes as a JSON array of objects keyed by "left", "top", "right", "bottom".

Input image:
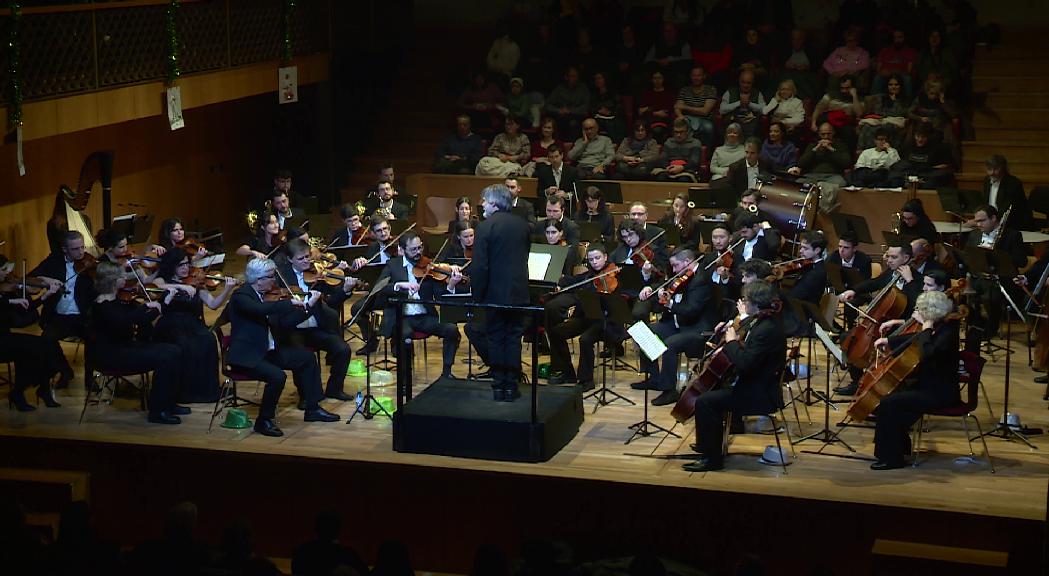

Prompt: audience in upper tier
[{"left": 431, "top": 2, "right": 988, "bottom": 187}]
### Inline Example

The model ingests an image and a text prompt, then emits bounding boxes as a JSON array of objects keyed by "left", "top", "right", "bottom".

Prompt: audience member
[
  {"left": 475, "top": 115, "right": 531, "bottom": 177},
  {"left": 614, "top": 121, "right": 660, "bottom": 180},
  {"left": 916, "top": 28, "right": 959, "bottom": 95},
  {"left": 545, "top": 66, "right": 591, "bottom": 140},
  {"left": 674, "top": 66, "right": 718, "bottom": 146},
  {"left": 522, "top": 117, "right": 562, "bottom": 177},
  {"left": 760, "top": 121, "right": 798, "bottom": 172},
  {"left": 505, "top": 77, "right": 540, "bottom": 128},
  {"left": 822, "top": 29, "right": 871, "bottom": 82},
  {"left": 614, "top": 23, "right": 645, "bottom": 93},
  {"left": 590, "top": 71, "right": 626, "bottom": 142},
  {"left": 788, "top": 122, "right": 851, "bottom": 192},
  {"left": 710, "top": 122, "right": 746, "bottom": 181},
  {"left": 873, "top": 28, "right": 917, "bottom": 97},
  {"left": 728, "top": 137, "right": 775, "bottom": 195},
  {"left": 644, "top": 22, "right": 693, "bottom": 84},
  {"left": 811, "top": 74, "right": 863, "bottom": 151},
  {"left": 433, "top": 115, "right": 484, "bottom": 174},
  {"left": 888, "top": 123, "right": 955, "bottom": 187},
  {"left": 906, "top": 77, "right": 958, "bottom": 148},
  {"left": 637, "top": 70, "right": 676, "bottom": 143},
  {"left": 520, "top": 22, "right": 559, "bottom": 93},
  {"left": 486, "top": 25, "right": 520, "bottom": 82},
  {"left": 535, "top": 144, "right": 581, "bottom": 198},
  {"left": 458, "top": 71, "right": 506, "bottom": 135},
  {"left": 653, "top": 118, "right": 702, "bottom": 182},
  {"left": 568, "top": 118, "right": 616, "bottom": 179},
  {"left": 0, "top": 497, "right": 44, "bottom": 575},
  {"left": 762, "top": 79, "right": 805, "bottom": 134},
  {"left": 720, "top": 69, "right": 766, "bottom": 138},
  {"left": 126, "top": 501, "right": 212, "bottom": 576},
  {"left": 733, "top": 26, "right": 772, "bottom": 92},
  {"left": 858, "top": 73, "right": 908, "bottom": 150},
  {"left": 780, "top": 28, "right": 819, "bottom": 100},
  {"left": 850, "top": 127, "right": 900, "bottom": 187},
  {"left": 573, "top": 27, "right": 601, "bottom": 80},
  {"left": 46, "top": 501, "right": 119, "bottom": 575},
  {"left": 470, "top": 543, "right": 510, "bottom": 576},
  {"left": 370, "top": 540, "right": 414, "bottom": 576},
  {"left": 292, "top": 510, "right": 369, "bottom": 576}
]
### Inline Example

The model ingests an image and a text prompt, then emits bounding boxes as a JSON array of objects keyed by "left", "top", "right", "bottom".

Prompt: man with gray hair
[
  {"left": 226, "top": 257, "right": 340, "bottom": 437},
  {"left": 568, "top": 118, "right": 615, "bottom": 179},
  {"left": 473, "top": 184, "right": 532, "bottom": 401}
]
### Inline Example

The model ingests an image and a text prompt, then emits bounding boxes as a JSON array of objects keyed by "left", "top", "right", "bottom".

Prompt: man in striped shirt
[{"left": 674, "top": 66, "right": 718, "bottom": 146}]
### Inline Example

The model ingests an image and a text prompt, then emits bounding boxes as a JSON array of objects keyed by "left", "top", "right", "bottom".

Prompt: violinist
[
  {"left": 277, "top": 239, "right": 357, "bottom": 401},
  {"left": 152, "top": 250, "right": 236, "bottom": 403},
  {"left": 626, "top": 202, "right": 669, "bottom": 264},
  {"left": 438, "top": 220, "right": 475, "bottom": 262},
  {"left": 89, "top": 262, "right": 188, "bottom": 424},
  {"left": 97, "top": 228, "right": 132, "bottom": 265},
  {"left": 541, "top": 218, "right": 580, "bottom": 278},
  {"left": 611, "top": 219, "right": 664, "bottom": 321},
  {"left": 868, "top": 290, "right": 959, "bottom": 470},
  {"left": 377, "top": 232, "right": 464, "bottom": 379},
  {"left": 965, "top": 204, "right": 1026, "bottom": 341},
  {"left": 633, "top": 249, "right": 712, "bottom": 406},
  {"left": 331, "top": 204, "right": 368, "bottom": 248},
  {"left": 784, "top": 231, "right": 828, "bottom": 306},
  {"left": 910, "top": 237, "right": 944, "bottom": 277},
  {"left": 683, "top": 280, "right": 786, "bottom": 472},
  {"left": 226, "top": 258, "right": 340, "bottom": 437},
  {"left": 29, "top": 230, "right": 96, "bottom": 389},
  {"left": 733, "top": 213, "right": 777, "bottom": 264},
  {"left": 701, "top": 224, "right": 734, "bottom": 287},
  {"left": 445, "top": 196, "right": 479, "bottom": 237},
  {"left": 545, "top": 243, "right": 620, "bottom": 390},
  {"left": 155, "top": 217, "right": 208, "bottom": 258},
  {"left": 657, "top": 192, "right": 701, "bottom": 250},
  {"left": 363, "top": 178, "right": 409, "bottom": 220},
  {"left": 0, "top": 255, "right": 65, "bottom": 410},
  {"left": 726, "top": 190, "right": 782, "bottom": 253},
  {"left": 349, "top": 215, "right": 396, "bottom": 355},
  {"left": 826, "top": 231, "right": 872, "bottom": 327},
  {"left": 236, "top": 212, "right": 282, "bottom": 260},
  {"left": 534, "top": 195, "right": 581, "bottom": 246},
  {"left": 504, "top": 174, "right": 536, "bottom": 225},
  {"left": 573, "top": 186, "right": 614, "bottom": 240},
  {"left": 269, "top": 177, "right": 295, "bottom": 230},
  {"left": 836, "top": 242, "right": 922, "bottom": 396}
]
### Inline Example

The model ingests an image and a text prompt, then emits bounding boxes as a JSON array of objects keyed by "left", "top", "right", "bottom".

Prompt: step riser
[
  {"left": 975, "top": 128, "right": 1049, "bottom": 141},
  {"left": 973, "top": 77, "right": 1049, "bottom": 92},
  {"left": 963, "top": 145, "right": 1049, "bottom": 163},
  {"left": 972, "top": 110, "right": 1049, "bottom": 128},
  {"left": 973, "top": 60, "right": 1049, "bottom": 76},
  {"left": 982, "top": 93, "right": 1049, "bottom": 108}
]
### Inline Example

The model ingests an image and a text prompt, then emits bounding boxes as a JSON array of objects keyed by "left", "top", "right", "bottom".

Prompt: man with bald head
[
  {"left": 787, "top": 122, "right": 850, "bottom": 194},
  {"left": 719, "top": 69, "right": 766, "bottom": 138},
  {"left": 568, "top": 118, "right": 615, "bottom": 179}
]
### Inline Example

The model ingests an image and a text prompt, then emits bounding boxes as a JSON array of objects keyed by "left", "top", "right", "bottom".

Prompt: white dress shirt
[{"left": 55, "top": 260, "right": 80, "bottom": 316}]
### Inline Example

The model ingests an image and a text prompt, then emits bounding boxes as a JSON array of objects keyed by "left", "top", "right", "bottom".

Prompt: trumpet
[{"left": 746, "top": 203, "right": 759, "bottom": 213}]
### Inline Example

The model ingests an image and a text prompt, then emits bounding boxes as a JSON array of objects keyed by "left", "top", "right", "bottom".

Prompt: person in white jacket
[
  {"left": 762, "top": 79, "right": 805, "bottom": 133},
  {"left": 849, "top": 128, "right": 900, "bottom": 188}
]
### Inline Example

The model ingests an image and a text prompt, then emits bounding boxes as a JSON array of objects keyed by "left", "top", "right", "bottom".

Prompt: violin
[
  {"left": 262, "top": 286, "right": 305, "bottom": 302},
  {"left": 184, "top": 268, "right": 237, "bottom": 290},
  {"left": 658, "top": 266, "right": 695, "bottom": 306},
  {"left": 771, "top": 257, "right": 814, "bottom": 278},
  {"left": 411, "top": 256, "right": 469, "bottom": 284},
  {"left": 0, "top": 275, "right": 50, "bottom": 297},
  {"left": 72, "top": 253, "right": 99, "bottom": 276},
  {"left": 351, "top": 227, "right": 371, "bottom": 246},
  {"left": 303, "top": 264, "right": 371, "bottom": 290},
  {"left": 593, "top": 262, "right": 620, "bottom": 294}
]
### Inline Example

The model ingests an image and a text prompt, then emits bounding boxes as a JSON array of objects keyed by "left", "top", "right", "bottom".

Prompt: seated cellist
[{"left": 868, "top": 290, "right": 960, "bottom": 470}]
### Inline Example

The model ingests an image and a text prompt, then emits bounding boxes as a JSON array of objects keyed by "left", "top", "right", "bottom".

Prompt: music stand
[
  {"left": 624, "top": 320, "right": 680, "bottom": 444},
  {"left": 828, "top": 213, "right": 874, "bottom": 245},
  {"left": 663, "top": 224, "right": 681, "bottom": 248},
  {"left": 577, "top": 221, "right": 605, "bottom": 243},
  {"left": 528, "top": 244, "right": 570, "bottom": 284},
  {"left": 937, "top": 187, "right": 984, "bottom": 216},
  {"left": 688, "top": 186, "right": 737, "bottom": 218},
  {"left": 347, "top": 277, "right": 393, "bottom": 423},
  {"left": 580, "top": 180, "right": 623, "bottom": 204},
  {"left": 795, "top": 301, "right": 858, "bottom": 455},
  {"left": 111, "top": 213, "right": 155, "bottom": 245},
  {"left": 330, "top": 246, "right": 369, "bottom": 265},
  {"left": 576, "top": 290, "right": 635, "bottom": 408}
]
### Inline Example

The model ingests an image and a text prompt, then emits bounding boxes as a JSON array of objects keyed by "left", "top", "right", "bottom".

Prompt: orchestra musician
[
  {"left": 236, "top": 212, "right": 283, "bottom": 260},
  {"left": 226, "top": 258, "right": 340, "bottom": 437},
  {"left": 471, "top": 184, "right": 533, "bottom": 401},
  {"left": 1015, "top": 253, "right": 1049, "bottom": 385},
  {"left": 439, "top": 220, "right": 475, "bottom": 262},
  {"left": 966, "top": 204, "right": 1027, "bottom": 341},
  {"left": 611, "top": 219, "right": 664, "bottom": 322},
  {"left": 330, "top": 204, "right": 368, "bottom": 248},
  {"left": 657, "top": 192, "right": 701, "bottom": 250},
  {"left": 778, "top": 231, "right": 829, "bottom": 335},
  {"left": 574, "top": 186, "right": 615, "bottom": 240},
  {"left": 152, "top": 250, "right": 237, "bottom": 403},
  {"left": 733, "top": 213, "right": 777, "bottom": 264},
  {"left": 154, "top": 217, "right": 209, "bottom": 259},
  {"left": 897, "top": 199, "right": 941, "bottom": 244},
  {"left": 910, "top": 237, "right": 944, "bottom": 276},
  {"left": 545, "top": 243, "right": 622, "bottom": 390},
  {"left": 363, "top": 178, "right": 410, "bottom": 220},
  {"left": 683, "top": 280, "right": 786, "bottom": 472},
  {"left": 30, "top": 230, "right": 96, "bottom": 389},
  {"left": 835, "top": 242, "right": 923, "bottom": 396},
  {"left": 869, "top": 290, "right": 960, "bottom": 470},
  {"left": 277, "top": 239, "right": 360, "bottom": 401},
  {"left": 541, "top": 218, "right": 581, "bottom": 278},
  {"left": 0, "top": 255, "right": 65, "bottom": 410},
  {"left": 89, "top": 262, "right": 189, "bottom": 425},
  {"left": 702, "top": 223, "right": 734, "bottom": 288},
  {"left": 633, "top": 248, "right": 713, "bottom": 406},
  {"left": 269, "top": 187, "right": 295, "bottom": 231},
  {"left": 826, "top": 231, "right": 872, "bottom": 328},
  {"left": 445, "top": 196, "right": 479, "bottom": 237},
  {"left": 503, "top": 174, "right": 536, "bottom": 225},
  {"left": 349, "top": 215, "right": 397, "bottom": 355},
  {"left": 625, "top": 202, "right": 669, "bottom": 264},
  {"left": 725, "top": 190, "right": 782, "bottom": 254},
  {"left": 377, "top": 231, "right": 464, "bottom": 379},
  {"left": 878, "top": 268, "right": 949, "bottom": 334},
  {"left": 536, "top": 195, "right": 581, "bottom": 246}
]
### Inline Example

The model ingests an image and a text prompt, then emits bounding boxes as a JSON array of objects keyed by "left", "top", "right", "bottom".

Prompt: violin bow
[
  {"left": 362, "top": 223, "right": 417, "bottom": 266},
  {"left": 652, "top": 254, "right": 704, "bottom": 293},
  {"left": 703, "top": 237, "right": 745, "bottom": 271}
]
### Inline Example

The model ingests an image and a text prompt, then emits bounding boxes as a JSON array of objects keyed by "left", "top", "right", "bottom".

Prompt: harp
[{"left": 48, "top": 151, "right": 114, "bottom": 256}]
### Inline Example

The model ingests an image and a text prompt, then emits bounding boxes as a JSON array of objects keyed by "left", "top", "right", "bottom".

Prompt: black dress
[{"left": 155, "top": 292, "right": 219, "bottom": 403}]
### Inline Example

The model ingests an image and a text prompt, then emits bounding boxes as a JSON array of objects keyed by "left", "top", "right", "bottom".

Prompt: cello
[{"left": 840, "top": 271, "right": 908, "bottom": 370}]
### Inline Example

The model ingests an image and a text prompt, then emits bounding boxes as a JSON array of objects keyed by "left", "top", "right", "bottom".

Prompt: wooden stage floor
[{"left": 2, "top": 318, "right": 1047, "bottom": 525}]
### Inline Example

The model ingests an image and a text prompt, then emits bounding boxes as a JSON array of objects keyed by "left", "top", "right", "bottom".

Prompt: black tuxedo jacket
[
  {"left": 984, "top": 174, "right": 1030, "bottom": 230},
  {"left": 472, "top": 210, "right": 532, "bottom": 305},
  {"left": 787, "top": 260, "right": 827, "bottom": 305},
  {"left": 731, "top": 233, "right": 776, "bottom": 269},
  {"left": 826, "top": 251, "right": 873, "bottom": 289},
  {"left": 226, "top": 284, "right": 309, "bottom": 368},
  {"left": 509, "top": 197, "right": 537, "bottom": 225},
  {"left": 852, "top": 267, "right": 924, "bottom": 317},
  {"left": 30, "top": 252, "right": 96, "bottom": 324},
  {"left": 723, "top": 314, "right": 787, "bottom": 413},
  {"left": 964, "top": 226, "right": 1027, "bottom": 270},
  {"left": 376, "top": 256, "right": 461, "bottom": 336},
  {"left": 274, "top": 259, "right": 342, "bottom": 334},
  {"left": 886, "top": 321, "right": 961, "bottom": 406},
  {"left": 726, "top": 157, "right": 776, "bottom": 196},
  {"left": 330, "top": 227, "right": 368, "bottom": 248},
  {"left": 655, "top": 271, "right": 712, "bottom": 331},
  {"left": 535, "top": 163, "right": 581, "bottom": 197},
  {"left": 362, "top": 198, "right": 410, "bottom": 220}
]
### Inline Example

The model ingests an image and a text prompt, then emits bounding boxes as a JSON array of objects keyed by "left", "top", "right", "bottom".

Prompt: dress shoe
[
  {"left": 548, "top": 373, "right": 578, "bottom": 386},
  {"left": 682, "top": 457, "right": 724, "bottom": 472},
  {"left": 296, "top": 399, "right": 307, "bottom": 411},
  {"left": 474, "top": 369, "right": 493, "bottom": 379},
  {"left": 36, "top": 386, "right": 61, "bottom": 408},
  {"left": 651, "top": 389, "right": 680, "bottom": 406},
  {"left": 147, "top": 412, "right": 182, "bottom": 425},
  {"left": 1036, "top": 375, "right": 1049, "bottom": 384},
  {"left": 492, "top": 388, "right": 506, "bottom": 401},
  {"left": 870, "top": 460, "right": 906, "bottom": 471},
  {"left": 304, "top": 407, "right": 340, "bottom": 422},
  {"left": 8, "top": 391, "right": 35, "bottom": 412},
  {"left": 171, "top": 405, "right": 192, "bottom": 416},
  {"left": 578, "top": 380, "right": 595, "bottom": 392},
  {"left": 833, "top": 383, "right": 858, "bottom": 396},
  {"left": 441, "top": 368, "right": 457, "bottom": 380},
  {"left": 688, "top": 443, "right": 707, "bottom": 455},
  {"left": 326, "top": 390, "right": 355, "bottom": 401},
  {"left": 254, "top": 419, "right": 284, "bottom": 437},
  {"left": 630, "top": 380, "right": 656, "bottom": 390},
  {"left": 355, "top": 339, "right": 379, "bottom": 356},
  {"left": 504, "top": 387, "right": 521, "bottom": 401}
]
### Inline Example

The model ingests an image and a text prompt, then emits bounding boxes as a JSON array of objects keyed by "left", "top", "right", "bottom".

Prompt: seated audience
[
  {"left": 822, "top": 29, "right": 870, "bottom": 82},
  {"left": 568, "top": 118, "right": 616, "bottom": 179},
  {"left": 719, "top": 69, "right": 766, "bottom": 138},
  {"left": 787, "top": 122, "right": 851, "bottom": 191},
  {"left": 590, "top": 71, "right": 625, "bottom": 143},
  {"left": 644, "top": 22, "right": 693, "bottom": 84},
  {"left": 733, "top": 27, "right": 772, "bottom": 93},
  {"left": 545, "top": 66, "right": 590, "bottom": 140},
  {"left": 760, "top": 121, "right": 798, "bottom": 172},
  {"left": 505, "top": 76, "right": 541, "bottom": 128},
  {"left": 888, "top": 123, "right": 954, "bottom": 187},
  {"left": 458, "top": 70, "right": 506, "bottom": 135},
  {"left": 781, "top": 28, "right": 819, "bottom": 100},
  {"left": 637, "top": 70, "right": 676, "bottom": 143},
  {"left": 811, "top": 74, "right": 864, "bottom": 151},
  {"left": 521, "top": 116, "right": 562, "bottom": 177},
  {"left": 916, "top": 28, "right": 959, "bottom": 95},
  {"left": 858, "top": 73, "right": 908, "bottom": 150},
  {"left": 652, "top": 118, "right": 702, "bottom": 182},
  {"left": 485, "top": 26, "right": 520, "bottom": 82},
  {"left": 674, "top": 65, "right": 718, "bottom": 146},
  {"left": 613, "top": 121, "right": 659, "bottom": 180},
  {"left": 849, "top": 127, "right": 900, "bottom": 188},
  {"left": 906, "top": 77, "right": 957, "bottom": 148},
  {"left": 710, "top": 123, "right": 746, "bottom": 181},
  {"left": 433, "top": 115, "right": 484, "bottom": 174},
  {"left": 873, "top": 28, "right": 917, "bottom": 97},
  {"left": 762, "top": 79, "right": 805, "bottom": 134},
  {"left": 475, "top": 115, "right": 530, "bottom": 177}
]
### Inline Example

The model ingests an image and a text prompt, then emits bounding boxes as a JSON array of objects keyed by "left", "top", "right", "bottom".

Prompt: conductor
[{"left": 472, "top": 184, "right": 532, "bottom": 402}]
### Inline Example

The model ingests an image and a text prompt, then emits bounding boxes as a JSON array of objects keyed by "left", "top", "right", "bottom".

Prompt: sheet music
[
  {"left": 628, "top": 321, "right": 668, "bottom": 362},
  {"left": 112, "top": 213, "right": 136, "bottom": 222},
  {"left": 528, "top": 253, "right": 552, "bottom": 281},
  {"left": 192, "top": 253, "right": 226, "bottom": 268},
  {"left": 815, "top": 323, "right": 844, "bottom": 366}
]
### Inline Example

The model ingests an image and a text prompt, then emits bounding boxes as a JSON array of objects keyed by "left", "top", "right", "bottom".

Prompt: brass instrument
[
  {"left": 989, "top": 206, "right": 1012, "bottom": 251},
  {"left": 890, "top": 212, "right": 901, "bottom": 234}
]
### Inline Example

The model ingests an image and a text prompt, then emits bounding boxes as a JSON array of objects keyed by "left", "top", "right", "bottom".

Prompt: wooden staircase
[{"left": 960, "top": 31, "right": 1049, "bottom": 191}]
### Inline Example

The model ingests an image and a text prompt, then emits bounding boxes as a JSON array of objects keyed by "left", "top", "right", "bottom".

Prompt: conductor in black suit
[
  {"left": 535, "top": 145, "right": 581, "bottom": 202},
  {"left": 473, "top": 184, "right": 533, "bottom": 401},
  {"left": 376, "top": 231, "right": 464, "bottom": 379},
  {"left": 226, "top": 258, "right": 340, "bottom": 437},
  {"left": 983, "top": 154, "right": 1030, "bottom": 231}
]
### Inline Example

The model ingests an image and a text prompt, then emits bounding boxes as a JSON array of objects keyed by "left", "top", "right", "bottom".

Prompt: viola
[
  {"left": 658, "top": 266, "right": 695, "bottom": 306},
  {"left": 184, "top": 268, "right": 237, "bottom": 290},
  {"left": 351, "top": 227, "right": 371, "bottom": 246}
]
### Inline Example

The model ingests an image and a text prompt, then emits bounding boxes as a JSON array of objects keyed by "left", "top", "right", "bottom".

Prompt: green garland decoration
[
  {"left": 165, "top": 0, "right": 181, "bottom": 84},
  {"left": 6, "top": 1, "right": 22, "bottom": 129},
  {"left": 281, "top": 0, "right": 296, "bottom": 62}
]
